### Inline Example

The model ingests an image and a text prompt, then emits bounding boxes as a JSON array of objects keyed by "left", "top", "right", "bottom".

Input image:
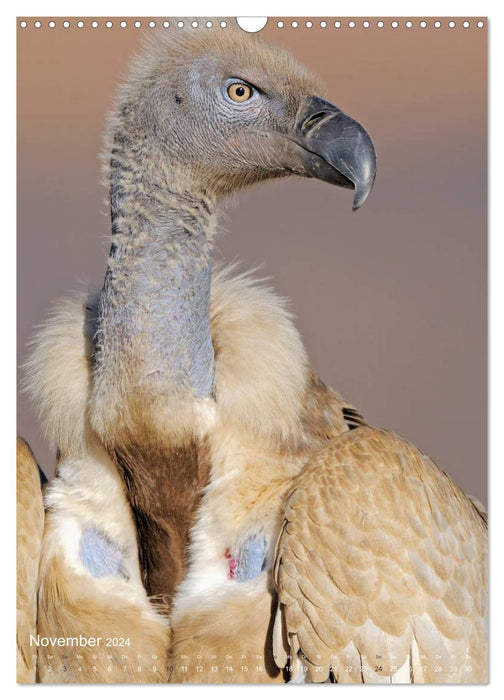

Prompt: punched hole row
[
  {"left": 277, "top": 19, "right": 484, "bottom": 29},
  {"left": 19, "top": 19, "right": 485, "bottom": 30},
  {"left": 19, "top": 19, "right": 229, "bottom": 29}
]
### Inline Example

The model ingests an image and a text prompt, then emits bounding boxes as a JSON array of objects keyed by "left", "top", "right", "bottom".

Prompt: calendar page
[{"left": 17, "top": 16, "right": 487, "bottom": 684}]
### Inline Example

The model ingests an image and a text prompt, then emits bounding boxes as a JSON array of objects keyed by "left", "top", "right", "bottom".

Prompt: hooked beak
[{"left": 291, "top": 96, "right": 376, "bottom": 210}]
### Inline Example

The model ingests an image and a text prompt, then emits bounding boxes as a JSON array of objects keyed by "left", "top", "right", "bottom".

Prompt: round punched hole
[
  {"left": 63, "top": 21, "right": 70, "bottom": 28},
  {"left": 335, "top": 21, "right": 341, "bottom": 28},
  {"left": 34, "top": 20, "right": 41, "bottom": 28},
  {"left": 291, "top": 21, "right": 298, "bottom": 28},
  {"left": 320, "top": 21, "right": 327, "bottom": 28},
  {"left": 237, "top": 17, "right": 267, "bottom": 32},
  {"left": 306, "top": 21, "right": 312, "bottom": 28},
  {"left": 277, "top": 21, "right": 284, "bottom": 28},
  {"left": 463, "top": 21, "right": 470, "bottom": 28},
  {"left": 406, "top": 20, "right": 413, "bottom": 28},
  {"left": 392, "top": 21, "right": 398, "bottom": 28},
  {"left": 177, "top": 21, "right": 184, "bottom": 28},
  {"left": 434, "top": 21, "right": 441, "bottom": 28},
  {"left": 48, "top": 21, "right": 55, "bottom": 28},
  {"left": 77, "top": 21, "right": 85, "bottom": 28},
  {"left": 349, "top": 21, "right": 356, "bottom": 28},
  {"left": 449, "top": 21, "right": 456, "bottom": 28},
  {"left": 377, "top": 21, "right": 384, "bottom": 28},
  {"left": 220, "top": 21, "right": 227, "bottom": 28},
  {"left": 420, "top": 21, "right": 427, "bottom": 28},
  {"left": 120, "top": 21, "right": 127, "bottom": 28},
  {"left": 106, "top": 21, "right": 113, "bottom": 28},
  {"left": 206, "top": 21, "right": 212, "bottom": 28},
  {"left": 477, "top": 20, "right": 484, "bottom": 28},
  {"left": 134, "top": 21, "right": 141, "bottom": 28},
  {"left": 149, "top": 21, "right": 156, "bottom": 28},
  {"left": 191, "top": 21, "right": 198, "bottom": 28},
  {"left": 363, "top": 20, "right": 370, "bottom": 28},
  {"left": 20, "top": 20, "right": 27, "bottom": 28}
]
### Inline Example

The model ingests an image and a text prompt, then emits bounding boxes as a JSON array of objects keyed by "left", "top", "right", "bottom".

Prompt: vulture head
[{"left": 111, "top": 27, "right": 376, "bottom": 208}]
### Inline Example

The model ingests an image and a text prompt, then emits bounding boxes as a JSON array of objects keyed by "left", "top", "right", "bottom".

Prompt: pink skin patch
[{"left": 224, "top": 548, "right": 239, "bottom": 580}]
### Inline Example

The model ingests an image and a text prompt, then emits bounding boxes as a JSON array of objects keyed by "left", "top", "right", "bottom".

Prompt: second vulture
[{"left": 23, "top": 24, "right": 487, "bottom": 683}]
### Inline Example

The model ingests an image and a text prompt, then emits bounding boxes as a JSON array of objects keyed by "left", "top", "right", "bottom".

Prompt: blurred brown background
[{"left": 17, "top": 17, "right": 487, "bottom": 503}]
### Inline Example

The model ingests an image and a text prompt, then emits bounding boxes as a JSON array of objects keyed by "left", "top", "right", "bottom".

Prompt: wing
[
  {"left": 16, "top": 437, "right": 45, "bottom": 683},
  {"left": 36, "top": 447, "right": 171, "bottom": 683},
  {"left": 273, "top": 427, "right": 487, "bottom": 683}
]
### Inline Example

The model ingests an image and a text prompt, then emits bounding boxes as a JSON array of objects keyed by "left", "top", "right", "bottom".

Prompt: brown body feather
[{"left": 112, "top": 436, "right": 209, "bottom": 597}]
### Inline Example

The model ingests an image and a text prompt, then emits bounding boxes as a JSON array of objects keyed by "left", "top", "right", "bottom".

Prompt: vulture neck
[
  {"left": 93, "top": 128, "right": 218, "bottom": 599},
  {"left": 99, "top": 132, "right": 217, "bottom": 403}
]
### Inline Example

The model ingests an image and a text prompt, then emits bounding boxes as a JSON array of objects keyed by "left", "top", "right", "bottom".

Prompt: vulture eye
[{"left": 227, "top": 82, "right": 253, "bottom": 103}]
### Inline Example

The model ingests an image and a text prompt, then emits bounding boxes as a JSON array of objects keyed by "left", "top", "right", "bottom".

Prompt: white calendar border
[{"left": 4, "top": 0, "right": 501, "bottom": 696}]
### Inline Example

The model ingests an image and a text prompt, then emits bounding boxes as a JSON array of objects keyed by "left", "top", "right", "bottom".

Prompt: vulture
[{"left": 19, "top": 25, "right": 487, "bottom": 684}]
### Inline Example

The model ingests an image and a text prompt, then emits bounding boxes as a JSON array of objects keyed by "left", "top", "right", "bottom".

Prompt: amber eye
[{"left": 227, "top": 83, "right": 253, "bottom": 103}]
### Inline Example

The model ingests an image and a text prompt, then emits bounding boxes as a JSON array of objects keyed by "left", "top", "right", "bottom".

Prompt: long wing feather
[
  {"left": 273, "top": 427, "right": 487, "bottom": 683},
  {"left": 16, "top": 437, "right": 45, "bottom": 683}
]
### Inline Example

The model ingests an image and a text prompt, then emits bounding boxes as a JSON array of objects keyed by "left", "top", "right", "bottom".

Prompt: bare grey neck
[{"left": 94, "top": 125, "right": 216, "bottom": 402}]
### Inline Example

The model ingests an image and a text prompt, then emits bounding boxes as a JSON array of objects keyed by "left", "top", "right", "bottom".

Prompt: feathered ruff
[
  {"left": 24, "top": 268, "right": 357, "bottom": 682},
  {"left": 24, "top": 266, "right": 351, "bottom": 459}
]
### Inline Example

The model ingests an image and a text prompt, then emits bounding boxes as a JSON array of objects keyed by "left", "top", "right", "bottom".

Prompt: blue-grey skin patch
[
  {"left": 100, "top": 224, "right": 215, "bottom": 400},
  {"left": 80, "top": 528, "right": 128, "bottom": 579},
  {"left": 166, "top": 260, "right": 214, "bottom": 398},
  {"left": 234, "top": 536, "right": 268, "bottom": 582}
]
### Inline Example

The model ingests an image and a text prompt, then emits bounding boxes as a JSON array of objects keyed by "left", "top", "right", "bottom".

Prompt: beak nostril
[{"left": 301, "top": 110, "right": 334, "bottom": 135}]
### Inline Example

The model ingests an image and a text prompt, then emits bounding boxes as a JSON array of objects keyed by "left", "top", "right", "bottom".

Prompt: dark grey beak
[{"left": 294, "top": 96, "right": 376, "bottom": 210}]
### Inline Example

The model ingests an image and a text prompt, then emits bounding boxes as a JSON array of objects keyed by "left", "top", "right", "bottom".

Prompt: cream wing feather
[
  {"left": 16, "top": 438, "right": 45, "bottom": 683},
  {"left": 273, "top": 427, "right": 487, "bottom": 683}
]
